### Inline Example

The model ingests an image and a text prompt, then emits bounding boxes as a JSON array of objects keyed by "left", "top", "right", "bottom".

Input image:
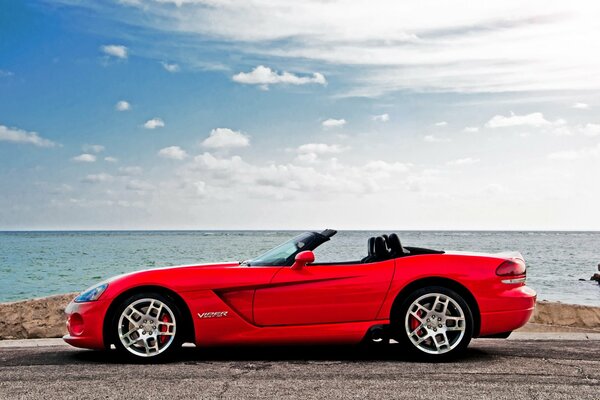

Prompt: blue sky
[{"left": 1, "top": 0, "right": 600, "bottom": 230}]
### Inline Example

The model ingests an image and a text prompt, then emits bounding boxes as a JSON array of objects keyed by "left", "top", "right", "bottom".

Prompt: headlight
[{"left": 74, "top": 283, "right": 108, "bottom": 303}]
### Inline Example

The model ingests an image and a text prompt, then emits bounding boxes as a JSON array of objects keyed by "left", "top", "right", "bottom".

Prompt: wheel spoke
[
  {"left": 121, "top": 329, "right": 142, "bottom": 348},
  {"left": 146, "top": 300, "right": 163, "bottom": 319},
  {"left": 437, "top": 332, "right": 450, "bottom": 349},
  {"left": 413, "top": 302, "right": 431, "bottom": 314},
  {"left": 408, "top": 323, "right": 424, "bottom": 336},
  {"left": 409, "top": 310, "right": 425, "bottom": 324},
  {"left": 433, "top": 336, "right": 441, "bottom": 350},
  {"left": 414, "top": 331, "right": 431, "bottom": 345},
  {"left": 124, "top": 305, "right": 145, "bottom": 324},
  {"left": 142, "top": 337, "right": 151, "bottom": 355},
  {"left": 147, "top": 336, "right": 159, "bottom": 354},
  {"left": 446, "top": 326, "right": 464, "bottom": 332},
  {"left": 433, "top": 295, "right": 450, "bottom": 315},
  {"left": 157, "top": 320, "right": 175, "bottom": 335},
  {"left": 445, "top": 316, "right": 465, "bottom": 331}
]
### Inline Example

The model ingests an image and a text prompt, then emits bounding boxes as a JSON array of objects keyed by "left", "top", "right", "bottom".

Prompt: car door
[{"left": 253, "top": 259, "right": 395, "bottom": 326}]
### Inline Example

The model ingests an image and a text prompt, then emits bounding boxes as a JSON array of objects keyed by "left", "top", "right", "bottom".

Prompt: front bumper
[
  {"left": 478, "top": 285, "right": 537, "bottom": 336},
  {"left": 62, "top": 299, "right": 108, "bottom": 350}
]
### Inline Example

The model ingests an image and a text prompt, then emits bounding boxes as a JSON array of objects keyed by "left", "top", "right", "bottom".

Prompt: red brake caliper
[
  {"left": 410, "top": 310, "right": 421, "bottom": 332},
  {"left": 159, "top": 314, "right": 171, "bottom": 344}
]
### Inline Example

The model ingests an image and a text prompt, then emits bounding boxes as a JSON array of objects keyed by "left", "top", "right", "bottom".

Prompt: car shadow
[{"left": 69, "top": 343, "right": 494, "bottom": 364}]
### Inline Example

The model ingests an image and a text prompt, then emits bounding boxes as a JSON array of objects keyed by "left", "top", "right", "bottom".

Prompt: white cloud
[
  {"left": 322, "top": 118, "right": 346, "bottom": 129},
  {"left": 372, "top": 113, "right": 390, "bottom": 122},
  {"left": 115, "top": 100, "right": 131, "bottom": 111},
  {"left": 82, "top": 173, "right": 113, "bottom": 183},
  {"left": 446, "top": 157, "right": 480, "bottom": 166},
  {"left": 126, "top": 179, "right": 155, "bottom": 191},
  {"left": 547, "top": 143, "right": 600, "bottom": 161},
  {"left": 424, "top": 135, "right": 450, "bottom": 143},
  {"left": 297, "top": 143, "right": 347, "bottom": 155},
  {"left": 101, "top": 44, "right": 128, "bottom": 59},
  {"left": 144, "top": 118, "right": 165, "bottom": 129},
  {"left": 434, "top": 121, "right": 448, "bottom": 127},
  {"left": 364, "top": 160, "right": 411, "bottom": 174},
  {"left": 117, "top": 0, "right": 141, "bottom": 5},
  {"left": 68, "top": 1, "right": 600, "bottom": 97},
  {"left": 72, "top": 153, "right": 97, "bottom": 163},
  {"left": 0, "top": 125, "right": 57, "bottom": 148},
  {"left": 551, "top": 126, "right": 574, "bottom": 136},
  {"left": 158, "top": 146, "right": 188, "bottom": 160},
  {"left": 546, "top": 143, "right": 600, "bottom": 161},
  {"left": 295, "top": 152, "right": 319, "bottom": 163},
  {"left": 83, "top": 144, "right": 105, "bottom": 153},
  {"left": 161, "top": 62, "right": 180, "bottom": 72},
  {"left": 104, "top": 156, "right": 118, "bottom": 163},
  {"left": 483, "top": 183, "right": 506, "bottom": 195},
  {"left": 118, "top": 166, "right": 143, "bottom": 176},
  {"left": 0, "top": 70, "right": 13, "bottom": 77},
  {"left": 572, "top": 102, "right": 590, "bottom": 110},
  {"left": 295, "top": 143, "right": 348, "bottom": 162},
  {"left": 580, "top": 123, "right": 600, "bottom": 136},
  {"left": 201, "top": 128, "right": 250, "bottom": 149},
  {"left": 185, "top": 152, "right": 411, "bottom": 198},
  {"left": 547, "top": 150, "right": 580, "bottom": 161},
  {"left": 232, "top": 65, "right": 326, "bottom": 89},
  {"left": 464, "top": 126, "right": 479, "bottom": 133},
  {"left": 485, "top": 112, "right": 564, "bottom": 128}
]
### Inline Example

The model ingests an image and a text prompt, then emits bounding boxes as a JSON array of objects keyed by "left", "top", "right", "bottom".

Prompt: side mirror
[{"left": 291, "top": 250, "right": 315, "bottom": 270}]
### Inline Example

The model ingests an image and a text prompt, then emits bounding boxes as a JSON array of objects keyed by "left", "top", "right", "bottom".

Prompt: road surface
[{"left": 0, "top": 338, "right": 598, "bottom": 399}]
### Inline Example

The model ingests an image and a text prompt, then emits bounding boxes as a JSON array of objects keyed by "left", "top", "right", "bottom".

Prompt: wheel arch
[
  {"left": 102, "top": 285, "right": 195, "bottom": 348},
  {"left": 389, "top": 277, "right": 481, "bottom": 337}
]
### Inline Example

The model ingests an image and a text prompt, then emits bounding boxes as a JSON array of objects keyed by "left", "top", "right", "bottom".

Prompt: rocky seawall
[
  {"left": 529, "top": 301, "right": 600, "bottom": 330},
  {"left": 0, "top": 295, "right": 598, "bottom": 340},
  {"left": 0, "top": 293, "right": 77, "bottom": 340}
]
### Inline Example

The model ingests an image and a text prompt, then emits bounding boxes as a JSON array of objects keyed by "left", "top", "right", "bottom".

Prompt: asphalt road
[{"left": 0, "top": 339, "right": 598, "bottom": 400}]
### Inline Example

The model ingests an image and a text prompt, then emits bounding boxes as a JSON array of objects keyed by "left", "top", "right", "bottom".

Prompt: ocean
[{"left": 0, "top": 230, "right": 598, "bottom": 306}]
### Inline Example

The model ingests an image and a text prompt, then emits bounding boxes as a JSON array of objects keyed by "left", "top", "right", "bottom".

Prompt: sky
[{"left": 1, "top": 0, "right": 600, "bottom": 230}]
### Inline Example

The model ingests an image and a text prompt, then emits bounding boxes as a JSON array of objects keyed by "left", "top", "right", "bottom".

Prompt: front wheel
[
  {"left": 394, "top": 286, "right": 473, "bottom": 359},
  {"left": 111, "top": 292, "right": 182, "bottom": 361}
]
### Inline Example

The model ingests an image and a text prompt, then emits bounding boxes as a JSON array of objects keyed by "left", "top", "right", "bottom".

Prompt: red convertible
[{"left": 63, "top": 229, "right": 536, "bottom": 360}]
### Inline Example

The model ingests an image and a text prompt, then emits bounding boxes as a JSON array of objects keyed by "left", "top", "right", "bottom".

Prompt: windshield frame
[{"left": 244, "top": 231, "right": 330, "bottom": 266}]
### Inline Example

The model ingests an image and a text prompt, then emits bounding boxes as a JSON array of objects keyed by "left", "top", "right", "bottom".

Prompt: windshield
[{"left": 245, "top": 232, "right": 314, "bottom": 266}]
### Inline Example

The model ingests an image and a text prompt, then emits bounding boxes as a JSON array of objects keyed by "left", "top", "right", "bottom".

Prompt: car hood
[{"left": 104, "top": 261, "right": 241, "bottom": 283}]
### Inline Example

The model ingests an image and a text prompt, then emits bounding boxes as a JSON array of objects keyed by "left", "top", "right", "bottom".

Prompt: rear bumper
[
  {"left": 478, "top": 285, "right": 536, "bottom": 337},
  {"left": 62, "top": 299, "right": 107, "bottom": 350}
]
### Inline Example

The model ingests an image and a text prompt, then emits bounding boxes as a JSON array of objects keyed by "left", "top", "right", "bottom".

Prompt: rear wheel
[
  {"left": 111, "top": 292, "right": 182, "bottom": 361},
  {"left": 394, "top": 286, "right": 473, "bottom": 359}
]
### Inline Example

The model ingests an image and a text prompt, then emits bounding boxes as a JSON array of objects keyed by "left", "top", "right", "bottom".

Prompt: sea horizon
[
  {"left": 1, "top": 230, "right": 598, "bottom": 306},
  {"left": 3, "top": 229, "right": 600, "bottom": 233}
]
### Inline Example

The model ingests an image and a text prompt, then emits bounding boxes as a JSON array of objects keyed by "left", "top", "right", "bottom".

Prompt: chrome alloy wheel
[
  {"left": 117, "top": 298, "right": 176, "bottom": 358},
  {"left": 404, "top": 293, "right": 466, "bottom": 355}
]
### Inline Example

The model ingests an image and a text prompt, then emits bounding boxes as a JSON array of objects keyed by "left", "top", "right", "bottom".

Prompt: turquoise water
[{"left": 0, "top": 230, "right": 599, "bottom": 306}]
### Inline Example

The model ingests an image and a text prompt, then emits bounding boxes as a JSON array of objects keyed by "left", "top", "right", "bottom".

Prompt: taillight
[{"left": 496, "top": 259, "right": 526, "bottom": 284}]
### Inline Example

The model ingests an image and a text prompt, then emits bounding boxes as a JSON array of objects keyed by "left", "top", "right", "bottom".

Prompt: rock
[
  {"left": 0, "top": 293, "right": 77, "bottom": 340},
  {"left": 529, "top": 301, "right": 600, "bottom": 329}
]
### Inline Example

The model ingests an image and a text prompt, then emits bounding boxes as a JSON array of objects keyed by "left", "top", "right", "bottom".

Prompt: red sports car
[{"left": 63, "top": 229, "right": 536, "bottom": 360}]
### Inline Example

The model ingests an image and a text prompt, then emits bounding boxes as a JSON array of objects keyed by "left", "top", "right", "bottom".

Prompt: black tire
[
  {"left": 110, "top": 292, "right": 183, "bottom": 362},
  {"left": 393, "top": 286, "right": 473, "bottom": 360}
]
